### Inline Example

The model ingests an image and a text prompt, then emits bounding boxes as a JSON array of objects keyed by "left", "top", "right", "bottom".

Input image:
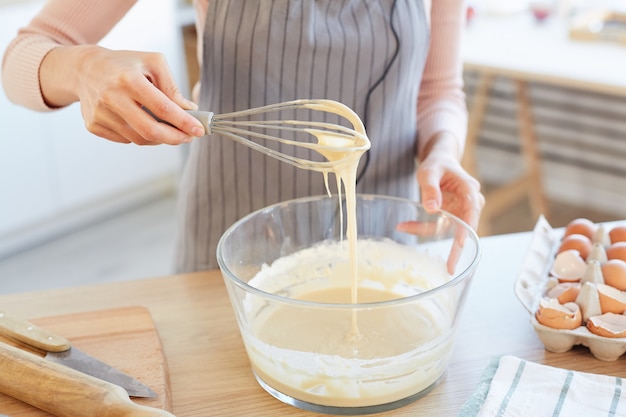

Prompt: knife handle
[
  {"left": 0, "top": 310, "right": 70, "bottom": 352},
  {"left": 0, "top": 342, "right": 175, "bottom": 417}
]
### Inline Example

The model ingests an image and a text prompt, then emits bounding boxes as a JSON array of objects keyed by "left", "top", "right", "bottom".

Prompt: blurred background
[
  {"left": 0, "top": 0, "right": 625, "bottom": 292},
  {"left": 463, "top": 0, "right": 626, "bottom": 235}
]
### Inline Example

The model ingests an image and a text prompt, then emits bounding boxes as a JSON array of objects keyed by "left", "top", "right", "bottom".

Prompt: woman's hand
[
  {"left": 40, "top": 45, "right": 205, "bottom": 145},
  {"left": 396, "top": 132, "right": 484, "bottom": 273},
  {"left": 415, "top": 153, "right": 484, "bottom": 233},
  {"left": 414, "top": 133, "right": 484, "bottom": 231}
]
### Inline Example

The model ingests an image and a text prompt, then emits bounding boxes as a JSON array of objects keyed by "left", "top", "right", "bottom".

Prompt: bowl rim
[{"left": 216, "top": 193, "right": 481, "bottom": 309}]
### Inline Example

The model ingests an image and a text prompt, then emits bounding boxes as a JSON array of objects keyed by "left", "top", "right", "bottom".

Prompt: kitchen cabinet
[{"left": 0, "top": 0, "right": 188, "bottom": 258}]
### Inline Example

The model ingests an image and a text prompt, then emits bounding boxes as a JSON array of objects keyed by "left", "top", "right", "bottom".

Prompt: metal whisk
[{"left": 151, "top": 99, "right": 370, "bottom": 172}]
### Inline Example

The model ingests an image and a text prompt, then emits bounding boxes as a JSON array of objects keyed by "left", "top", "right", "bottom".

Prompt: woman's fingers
[
  {"left": 464, "top": 188, "right": 485, "bottom": 231},
  {"left": 417, "top": 154, "right": 484, "bottom": 232},
  {"left": 408, "top": 151, "right": 485, "bottom": 273},
  {"left": 73, "top": 47, "right": 204, "bottom": 145},
  {"left": 395, "top": 219, "right": 463, "bottom": 274},
  {"left": 115, "top": 56, "right": 206, "bottom": 139}
]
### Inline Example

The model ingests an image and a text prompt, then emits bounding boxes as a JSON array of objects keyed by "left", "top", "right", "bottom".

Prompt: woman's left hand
[
  {"left": 415, "top": 149, "right": 484, "bottom": 232},
  {"left": 396, "top": 133, "right": 484, "bottom": 273},
  {"left": 413, "top": 131, "right": 485, "bottom": 231}
]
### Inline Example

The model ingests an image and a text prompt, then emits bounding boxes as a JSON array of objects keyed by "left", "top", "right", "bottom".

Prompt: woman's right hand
[{"left": 40, "top": 45, "right": 205, "bottom": 145}]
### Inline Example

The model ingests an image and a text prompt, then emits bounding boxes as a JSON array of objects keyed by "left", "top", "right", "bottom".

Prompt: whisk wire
[
  {"left": 213, "top": 99, "right": 318, "bottom": 120},
  {"left": 215, "top": 119, "right": 365, "bottom": 138},
  {"left": 213, "top": 127, "right": 343, "bottom": 172},
  {"left": 150, "top": 99, "right": 370, "bottom": 172},
  {"left": 211, "top": 122, "right": 364, "bottom": 151}
]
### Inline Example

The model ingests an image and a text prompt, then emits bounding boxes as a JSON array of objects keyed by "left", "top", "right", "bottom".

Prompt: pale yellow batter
[{"left": 245, "top": 239, "right": 454, "bottom": 407}]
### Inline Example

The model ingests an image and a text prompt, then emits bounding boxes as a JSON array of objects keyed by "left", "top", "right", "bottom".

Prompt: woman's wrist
[
  {"left": 39, "top": 44, "right": 99, "bottom": 108},
  {"left": 419, "top": 132, "right": 462, "bottom": 162}
]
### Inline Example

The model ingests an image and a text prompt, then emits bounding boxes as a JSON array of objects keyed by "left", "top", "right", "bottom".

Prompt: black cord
[{"left": 356, "top": 0, "right": 401, "bottom": 185}]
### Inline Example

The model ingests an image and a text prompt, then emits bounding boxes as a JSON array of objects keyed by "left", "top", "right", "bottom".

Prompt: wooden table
[
  {"left": 461, "top": 12, "right": 626, "bottom": 235},
  {"left": 1, "top": 230, "right": 624, "bottom": 416}
]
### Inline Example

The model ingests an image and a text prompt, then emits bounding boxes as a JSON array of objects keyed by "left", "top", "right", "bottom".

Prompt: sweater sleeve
[
  {"left": 416, "top": 0, "right": 468, "bottom": 158},
  {"left": 1, "top": 0, "right": 137, "bottom": 111}
]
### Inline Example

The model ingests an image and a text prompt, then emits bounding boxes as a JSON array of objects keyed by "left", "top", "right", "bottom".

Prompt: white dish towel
[{"left": 459, "top": 355, "right": 626, "bottom": 417}]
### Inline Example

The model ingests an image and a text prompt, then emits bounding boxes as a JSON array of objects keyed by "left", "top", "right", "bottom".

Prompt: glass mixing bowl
[{"left": 217, "top": 194, "right": 481, "bottom": 415}]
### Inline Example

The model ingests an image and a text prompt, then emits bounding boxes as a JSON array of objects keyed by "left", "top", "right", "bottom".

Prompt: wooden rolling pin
[{"left": 0, "top": 342, "right": 174, "bottom": 417}]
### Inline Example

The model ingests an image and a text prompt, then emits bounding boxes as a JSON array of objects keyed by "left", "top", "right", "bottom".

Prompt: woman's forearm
[
  {"left": 417, "top": 0, "right": 468, "bottom": 160},
  {"left": 419, "top": 131, "right": 462, "bottom": 163},
  {"left": 2, "top": 0, "right": 137, "bottom": 110}
]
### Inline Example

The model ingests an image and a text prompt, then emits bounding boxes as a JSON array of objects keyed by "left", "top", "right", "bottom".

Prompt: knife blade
[{"left": 0, "top": 310, "right": 156, "bottom": 398}]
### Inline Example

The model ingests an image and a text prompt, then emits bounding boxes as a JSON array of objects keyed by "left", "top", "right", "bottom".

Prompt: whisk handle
[
  {"left": 143, "top": 106, "right": 214, "bottom": 134},
  {"left": 186, "top": 110, "right": 214, "bottom": 134}
]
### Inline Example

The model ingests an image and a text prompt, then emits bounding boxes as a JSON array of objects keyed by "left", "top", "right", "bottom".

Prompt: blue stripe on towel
[
  {"left": 495, "top": 359, "right": 526, "bottom": 417},
  {"left": 609, "top": 377, "right": 622, "bottom": 417},
  {"left": 552, "top": 370, "right": 573, "bottom": 417},
  {"left": 457, "top": 357, "right": 502, "bottom": 416}
]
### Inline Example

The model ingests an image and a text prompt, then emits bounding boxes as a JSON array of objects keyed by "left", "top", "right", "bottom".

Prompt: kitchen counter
[
  {"left": 1, "top": 229, "right": 624, "bottom": 416},
  {"left": 463, "top": 12, "right": 626, "bottom": 96}
]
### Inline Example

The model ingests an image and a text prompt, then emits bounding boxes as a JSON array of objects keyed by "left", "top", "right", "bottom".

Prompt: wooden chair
[{"left": 462, "top": 72, "right": 549, "bottom": 236}]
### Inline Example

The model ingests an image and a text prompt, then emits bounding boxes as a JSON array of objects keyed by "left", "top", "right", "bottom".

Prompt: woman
[{"left": 2, "top": 0, "right": 484, "bottom": 272}]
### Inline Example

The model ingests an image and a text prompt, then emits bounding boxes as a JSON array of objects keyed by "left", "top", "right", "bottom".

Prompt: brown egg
[
  {"left": 550, "top": 250, "right": 586, "bottom": 282},
  {"left": 557, "top": 285, "right": 581, "bottom": 304},
  {"left": 564, "top": 218, "right": 596, "bottom": 240},
  {"left": 558, "top": 234, "right": 592, "bottom": 260},
  {"left": 535, "top": 298, "right": 582, "bottom": 330},
  {"left": 597, "top": 283, "right": 626, "bottom": 314},
  {"left": 601, "top": 259, "right": 626, "bottom": 290},
  {"left": 609, "top": 225, "right": 626, "bottom": 244},
  {"left": 587, "top": 313, "right": 626, "bottom": 338},
  {"left": 607, "top": 242, "right": 626, "bottom": 263},
  {"left": 546, "top": 282, "right": 580, "bottom": 304}
]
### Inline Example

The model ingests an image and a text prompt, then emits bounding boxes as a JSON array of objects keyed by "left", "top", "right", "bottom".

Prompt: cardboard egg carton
[{"left": 515, "top": 216, "right": 626, "bottom": 361}]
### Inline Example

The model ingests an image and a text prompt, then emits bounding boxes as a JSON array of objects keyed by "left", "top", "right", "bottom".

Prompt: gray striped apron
[{"left": 174, "top": 0, "right": 429, "bottom": 273}]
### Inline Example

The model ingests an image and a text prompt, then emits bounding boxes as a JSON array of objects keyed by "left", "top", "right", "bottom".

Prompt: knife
[
  {"left": 0, "top": 342, "right": 173, "bottom": 417},
  {"left": 0, "top": 310, "right": 156, "bottom": 398}
]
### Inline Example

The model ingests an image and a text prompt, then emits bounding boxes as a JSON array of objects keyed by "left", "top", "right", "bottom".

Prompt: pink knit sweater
[{"left": 1, "top": 0, "right": 468, "bottom": 155}]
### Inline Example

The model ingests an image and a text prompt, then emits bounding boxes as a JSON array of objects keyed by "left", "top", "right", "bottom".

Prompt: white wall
[{"left": 0, "top": 0, "right": 189, "bottom": 258}]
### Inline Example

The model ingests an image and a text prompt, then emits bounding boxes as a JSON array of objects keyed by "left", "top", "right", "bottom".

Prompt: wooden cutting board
[{"left": 0, "top": 305, "right": 172, "bottom": 416}]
